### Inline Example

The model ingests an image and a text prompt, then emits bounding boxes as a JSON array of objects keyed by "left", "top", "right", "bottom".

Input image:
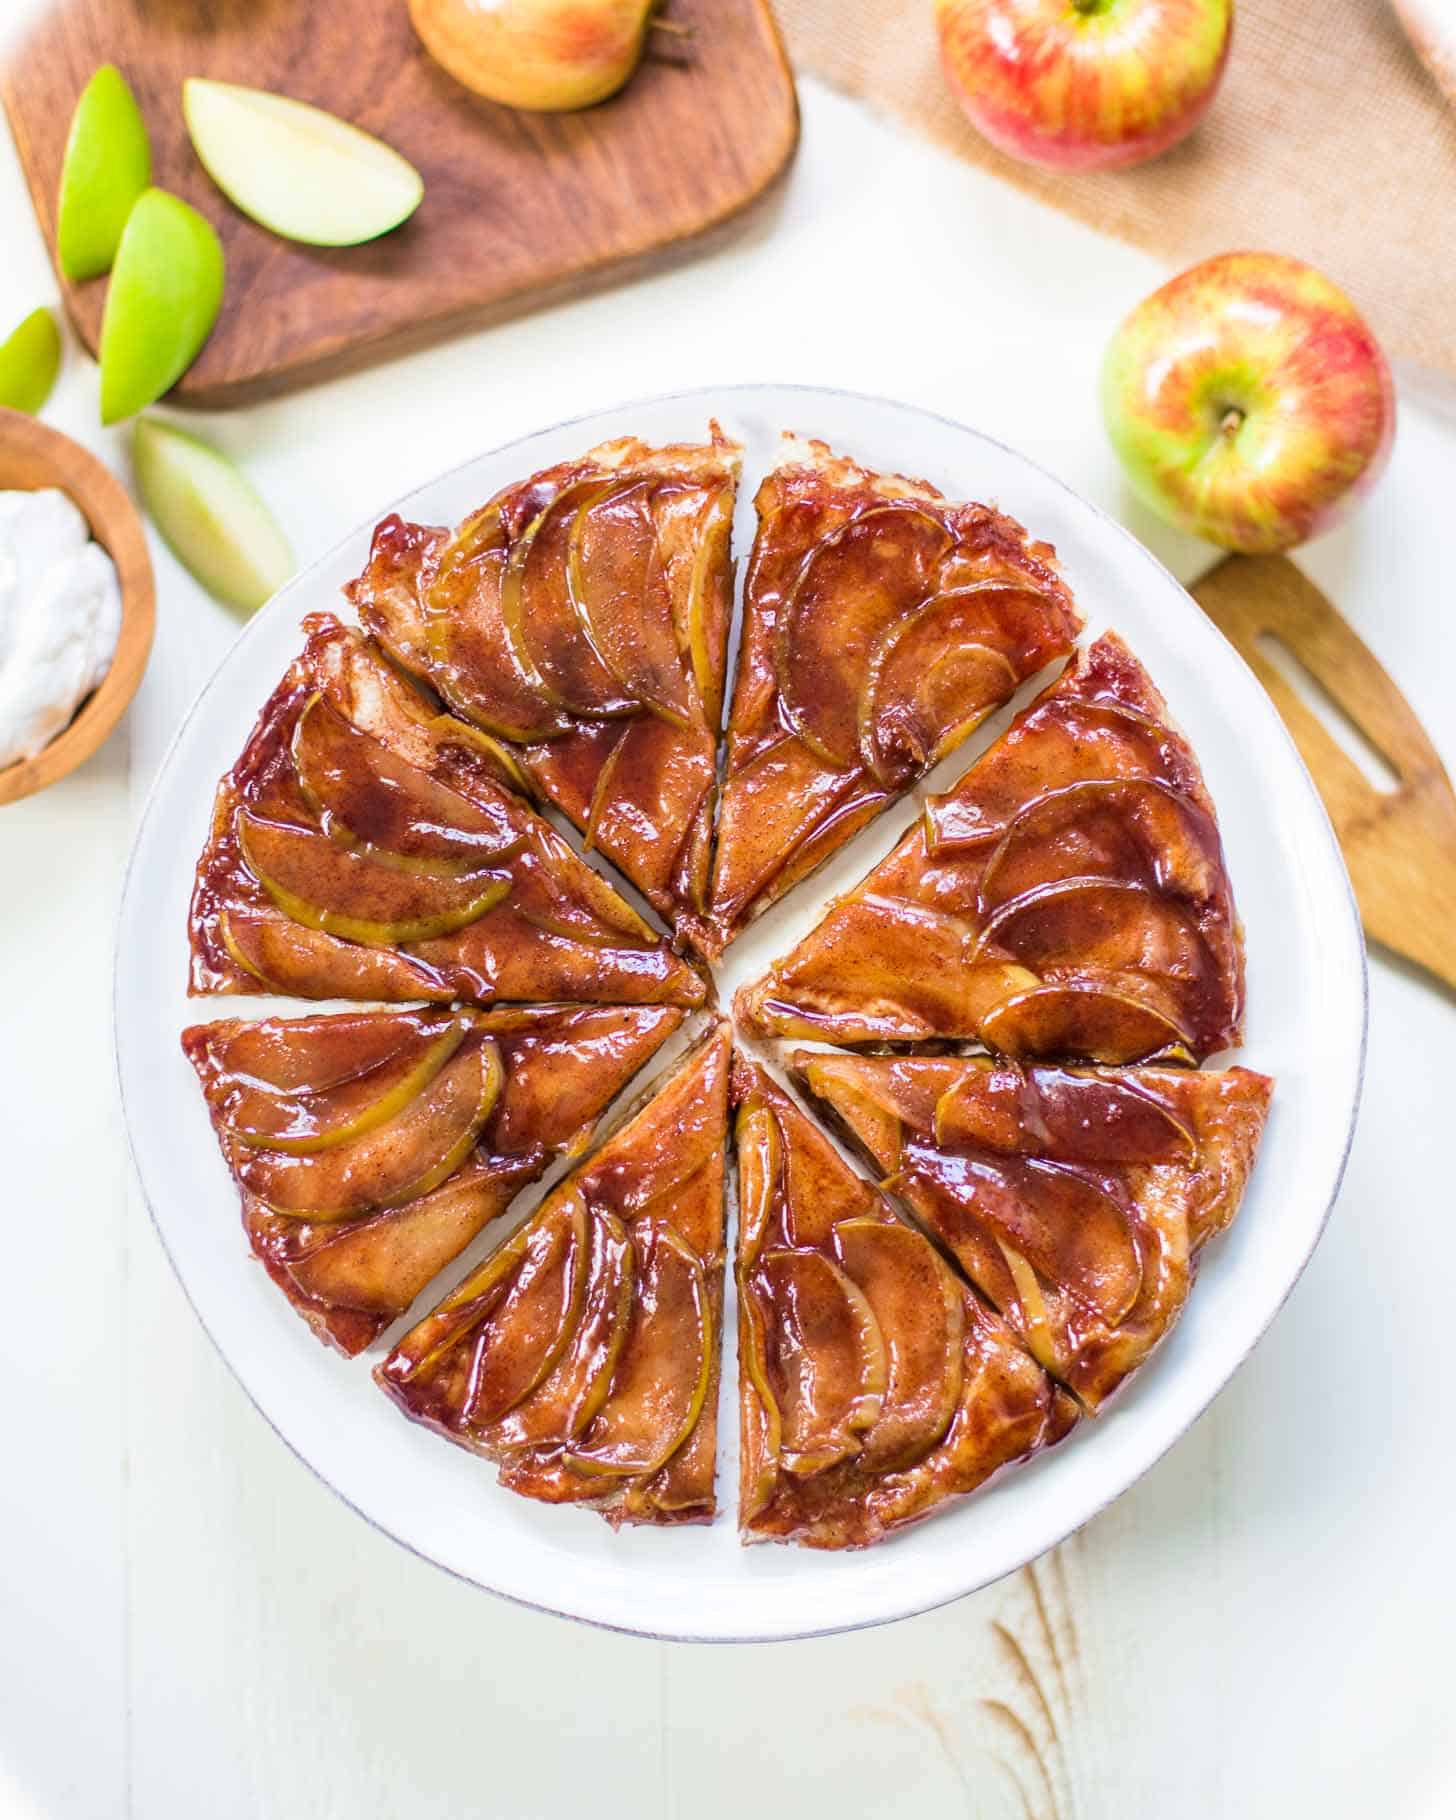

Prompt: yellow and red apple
[
  {"left": 409, "top": 0, "right": 656, "bottom": 111},
  {"left": 934, "top": 0, "right": 1232, "bottom": 172},
  {"left": 1100, "top": 252, "right": 1395, "bottom": 553}
]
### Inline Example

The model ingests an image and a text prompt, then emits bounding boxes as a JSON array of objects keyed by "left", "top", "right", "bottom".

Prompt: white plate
[{"left": 115, "top": 384, "right": 1365, "bottom": 1643}]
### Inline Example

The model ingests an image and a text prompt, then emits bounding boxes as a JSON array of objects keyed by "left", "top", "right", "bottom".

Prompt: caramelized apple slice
[
  {"left": 237, "top": 811, "right": 510, "bottom": 945},
  {"left": 754, "top": 1248, "right": 887, "bottom": 1474},
  {"left": 482, "top": 1211, "right": 635, "bottom": 1451},
  {"left": 977, "top": 777, "right": 1218, "bottom": 912},
  {"left": 777, "top": 503, "right": 954, "bottom": 769},
  {"left": 292, "top": 693, "right": 523, "bottom": 871},
  {"left": 933, "top": 1065, "right": 1196, "bottom": 1162},
  {"left": 379, "top": 1190, "right": 589, "bottom": 1418},
  {"left": 833, "top": 1218, "right": 965, "bottom": 1472},
  {"left": 978, "top": 983, "right": 1192, "bottom": 1064},
  {"left": 501, "top": 482, "right": 641, "bottom": 720},
  {"left": 416, "top": 510, "right": 572, "bottom": 743},
  {"left": 225, "top": 1013, "right": 471, "bottom": 1154},
  {"left": 202, "top": 1009, "right": 419, "bottom": 1099},
  {"left": 735, "top": 1100, "right": 781, "bottom": 1273},
  {"left": 234, "top": 1037, "right": 501, "bottom": 1219},
  {"left": 461, "top": 1194, "right": 593, "bottom": 1428},
  {"left": 216, "top": 906, "right": 452, "bottom": 1000},
  {"left": 568, "top": 480, "right": 692, "bottom": 729},
  {"left": 564, "top": 1224, "right": 711, "bottom": 1478},
  {"left": 973, "top": 878, "right": 1212, "bottom": 985},
  {"left": 738, "top": 1286, "right": 783, "bottom": 1516},
  {"left": 860, "top": 585, "right": 1032, "bottom": 784},
  {"left": 794, "top": 1055, "right": 904, "bottom": 1168},
  {"left": 903, "top": 1141, "right": 1143, "bottom": 1325}
]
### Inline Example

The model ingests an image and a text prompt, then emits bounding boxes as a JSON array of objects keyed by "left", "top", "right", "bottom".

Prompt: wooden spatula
[{"left": 1192, "top": 554, "right": 1456, "bottom": 993}]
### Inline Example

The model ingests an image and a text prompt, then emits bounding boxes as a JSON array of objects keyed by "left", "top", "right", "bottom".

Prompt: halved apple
[
  {"left": 235, "top": 1035, "right": 501, "bottom": 1220},
  {"left": 0, "top": 308, "right": 62, "bottom": 415},
  {"left": 225, "top": 1015, "right": 472, "bottom": 1154},
  {"left": 977, "top": 982, "right": 1192, "bottom": 1064},
  {"left": 777, "top": 503, "right": 954, "bottom": 770},
  {"left": 755, "top": 1247, "right": 887, "bottom": 1475},
  {"left": 482, "top": 1210, "right": 635, "bottom": 1450},
  {"left": 292, "top": 693, "right": 523, "bottom": 872},
  {"left": 834, "top": 1218, "right": 964, "bottom": 1472},
  {"left": 933, "top": 1065, "right": 1196, "bottom": 1163},
  {"left": 734, "top": 1099, "right": 782, "bottom": 1273},
  {"left": 567, "top": 480, "right": 692, "bottom": 729},
  {"left": 500, "top": 483, "right": 641, "bottom": 719},
  {"left": 132, "top": 418, "right": 293, "bottom": 612},
  {"left": 237, "top": 811, "right": 510, "bottom": 945},
  {"left": 183, "top": 79, "right": 423, "bottom": 247},
  {"left": 57, "top": 64, "right": 151, "bottom": 281},
  {"left": 564, "top": 1225, "right": 711, "bottom": 1478},
  {"left": 98, "top": 189, "right": 224, "bottom": 424}
]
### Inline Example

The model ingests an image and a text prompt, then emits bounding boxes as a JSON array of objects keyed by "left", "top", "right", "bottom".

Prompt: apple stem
[{"left": 1219, "top": 407, "right": 1245, "bottom": 438}]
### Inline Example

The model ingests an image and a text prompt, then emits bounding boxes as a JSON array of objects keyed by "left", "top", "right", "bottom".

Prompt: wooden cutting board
[{"left": 2, "top": 0, "right": 798, "bottom": 408}]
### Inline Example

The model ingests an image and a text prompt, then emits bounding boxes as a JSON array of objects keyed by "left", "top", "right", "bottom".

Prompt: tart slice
[
  {"left": 709, "top": 439, "right": 1080, "bottom": 950},
  {"left": 345, "top": 430, "right": 739, "bottom": 948},
  {"left": 796, "top": 1051, "right": 1272, "bottom": 1409},
  {"left": 733, "top": 1060, "right": 1077, "bottom": 1548},
  {"left": 378, "top": 1021, "right": 730, "bottom": 1527},
  {"left": 738, "top": 634, "right": 1245, "bottom": 1063},
  {"left": 183, "top": 1003, "right": 684, "bottom": 1355},
  {"left": 189, "top": 614, "right": 704, "bottom": 1008}
]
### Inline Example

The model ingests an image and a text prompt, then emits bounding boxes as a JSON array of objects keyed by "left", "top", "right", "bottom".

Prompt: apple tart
[
  {"left": 378, "top": 1021, "right": 731, "bottom": 1527},
  {"left": 709, "top": 439, "right": 1081, "bottom": 950},
  {"left": 737, "top": 634, "right": 1245, "bottom": 1062},
  {"left": 796, "top": 1051, "right": 1272, "bottom": 1409},
  {"left": 733, "top": 1060, "right": 1078, "bottom": 1548},
  {"left": 345, "top": 430, "right": 739, "bottom": 948},
  {"left": 182, "top": 1003, "right": 683, "bottom": 1355},
  {"left": 189, "top": 614, "right": 705, "bottom": 1008}
]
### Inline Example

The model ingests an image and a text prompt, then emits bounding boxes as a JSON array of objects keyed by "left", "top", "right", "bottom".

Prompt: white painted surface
[{"left": 2, "top": 2, "right": 1454, "bottom": 1808}]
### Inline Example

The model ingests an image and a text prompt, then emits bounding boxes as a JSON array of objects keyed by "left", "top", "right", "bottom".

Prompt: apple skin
[
  {"left": 409, "top": 0, "right": 654, "bottom": 111},
  {"left": 934, "top": 0, "right": 1232, "bottom": 172},
  {"left": 1100, "top": 252, "right": 1396, "bottom": 554}
]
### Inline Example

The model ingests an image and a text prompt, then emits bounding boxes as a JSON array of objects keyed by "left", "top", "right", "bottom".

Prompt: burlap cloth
[{"left": 774, "top": 0, "right": 1456, "bottom": 376}]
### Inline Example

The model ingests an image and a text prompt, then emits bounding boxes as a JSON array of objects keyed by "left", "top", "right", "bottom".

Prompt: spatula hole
[{"left": 1255, "top": 630, "right": 1399, "bottom": 795}]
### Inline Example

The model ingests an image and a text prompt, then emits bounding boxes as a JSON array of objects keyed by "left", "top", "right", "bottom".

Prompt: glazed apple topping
[
  {"left": 737, "top": 633, "right": 1244, "bottom": 1063},
  {"left": 182, "top": 1003, "right": 683, "bottom": 1356},
  {"left": 733, "top": 1060, "right": 1076, "bottom": 1548},
  {"left": 377, "top": 1023, "right": 730, "bottom": 1528},
  {"left": 188, "top": 616, "right": 706, "bottom": 1009},
  {"left": 795, "top": 1051, "right": 1272, "bottom": 1410},
  {"left": 707, "top": 439, "right": 1081, "bottom": 950},
  {"left": 345, "top": 432, "right": 741, "bottom": 941}
]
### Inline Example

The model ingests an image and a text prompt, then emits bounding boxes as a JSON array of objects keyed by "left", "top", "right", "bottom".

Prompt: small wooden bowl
[{"left": 0, "top": 408, "right": 155, "bottom": 806}]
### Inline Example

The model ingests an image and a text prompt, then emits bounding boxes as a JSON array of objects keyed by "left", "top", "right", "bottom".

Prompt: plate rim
[{"left": 114, "top": 380, "right": 1368, "bottom": 1643}]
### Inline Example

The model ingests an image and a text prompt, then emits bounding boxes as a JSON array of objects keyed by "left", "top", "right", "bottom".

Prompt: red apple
[
  {"left": 934, "top": 0, "right": 1232, "bottom": 172},
  {"left": 1100, "top": 252, "right": 1396, "bottom": 553}
]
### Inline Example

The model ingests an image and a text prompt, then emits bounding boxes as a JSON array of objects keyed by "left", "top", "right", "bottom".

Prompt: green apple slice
[
  {"left": 133, "top": 418, "right": 291, "bottom": 612},
  {"left": 99, "top": 190, "right": 224, "bottom": 424},
  {"left": 182, "top": 78, "right": 423, "bottom": 247},
  {"left": 0, "top": 307, "right": 62, "bottom": 414},
  {"left": 57, "top": 65, "right": 151, "bottom": 281}
]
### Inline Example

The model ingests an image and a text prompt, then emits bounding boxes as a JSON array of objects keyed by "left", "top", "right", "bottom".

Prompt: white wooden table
[{"left": 3, "top": 11, "right": 1453, "bottom": 1813}]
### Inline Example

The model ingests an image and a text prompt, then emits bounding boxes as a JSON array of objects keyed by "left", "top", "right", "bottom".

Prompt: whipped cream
[{"left": 0, "top": 487, "right": 122, "bottom": 771}]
